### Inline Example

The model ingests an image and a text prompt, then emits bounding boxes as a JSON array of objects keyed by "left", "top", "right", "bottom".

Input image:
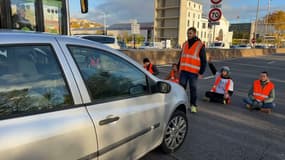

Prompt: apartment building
[{"left": 154, "top": 0, "right": 232, "bottom": 48}]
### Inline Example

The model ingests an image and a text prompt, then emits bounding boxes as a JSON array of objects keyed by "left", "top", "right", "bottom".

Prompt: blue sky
[{"left": 69, "top": 0, "right": 285, "bottom": 25}]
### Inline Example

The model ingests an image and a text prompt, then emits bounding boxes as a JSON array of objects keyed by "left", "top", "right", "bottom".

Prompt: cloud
[
  {"left": 70, "top": 0, "right": 279, "bottom": 25},
  {"left": 72, "top": 0, "right": 154, "bottom": 25}
]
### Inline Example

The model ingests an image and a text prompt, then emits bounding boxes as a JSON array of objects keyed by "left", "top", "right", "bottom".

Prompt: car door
[
  {"left": 64, "top": 43, "right": 165, "bottom": 160},
  {"left": 0, "top": 35, "right": 98, "bottom": 160}
]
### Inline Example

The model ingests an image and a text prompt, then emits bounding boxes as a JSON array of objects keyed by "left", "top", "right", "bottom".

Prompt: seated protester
[
  {"left": 86, "top": 55, "right": 101, "bottom": 68},
  {"left": 143, "top": 58, "right": 159, "bottom": 76},
  {"left": 203, "top": 58, "right": 234, "bottom": 104},
  {"left": 165, "top": 63, "right": 179, "bottom": 83},
  {"left": 243, "top": 71, "right": 275, "bottom": 114}
]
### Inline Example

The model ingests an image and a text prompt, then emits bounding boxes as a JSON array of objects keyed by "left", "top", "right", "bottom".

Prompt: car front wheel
[{"left": 161, "top": 110, "right": 188, "bottom": 153}]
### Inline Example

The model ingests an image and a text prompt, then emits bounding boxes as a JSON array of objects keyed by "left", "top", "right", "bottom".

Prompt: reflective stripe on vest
[
  {"left": 170, "top": 70, "right": 179, "bottom": 83},
  {"left": 179, "top": 40, "right": 203, "bottom": 74},
  {"left": 253, "top": 80, "right": 274, "bottom": 101},
  {"left": 211, "top": 76, "right": 231, "bottom": 93},
  {"left": 144, "top": 63, "right": 154, "bottom": 74}
]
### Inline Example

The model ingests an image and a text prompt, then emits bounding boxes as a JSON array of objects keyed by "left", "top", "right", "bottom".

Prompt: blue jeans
[
  {"left": 179, "top": 71, "right": 198, "bottom": 106},
  {"left": 243, "top": 98, "right": 275, "bottom": 109}
]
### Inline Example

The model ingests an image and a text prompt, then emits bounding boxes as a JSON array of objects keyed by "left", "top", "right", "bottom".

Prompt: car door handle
[{"left": 99, "top": 116, "right": 120, "bottom": 126}]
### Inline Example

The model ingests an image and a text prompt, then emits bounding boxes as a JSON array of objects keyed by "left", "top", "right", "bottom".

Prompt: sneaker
[
  {"left": 260, "top": 108, "right": 272, "bottom": 114},
  {"left": 222, "top": 100, "right": 226, "bottom": 104},
  {"left": 246, "top": 104, "right": 252, "bottom": 110},
  {"left": 191, "top": 106, "right": 198, "bottom": 113},
  {"left": 226, "top": 98, "right": 231, "bottom": 104},
  {"left": 202, "top": 96, "right": 210, "bottom": 102}
]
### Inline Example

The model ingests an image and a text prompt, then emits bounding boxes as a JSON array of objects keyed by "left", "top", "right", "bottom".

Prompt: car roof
[
  {"left": 0, "top": 30, "right": 66, "bottom": 39},
  {"left": 0, "top": 31, "right": 110, "bottom": 48},
  {"left": 75, "top": 34, "right": 117, "bottom": 38}
]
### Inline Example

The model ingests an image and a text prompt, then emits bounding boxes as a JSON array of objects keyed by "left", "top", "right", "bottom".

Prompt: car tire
[{"left": 161, "top": 110, "right": 188, "bottom": 153}]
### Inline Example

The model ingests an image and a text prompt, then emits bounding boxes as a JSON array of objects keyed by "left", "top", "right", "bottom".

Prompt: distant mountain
[{"left": 70, "top": 18, "right": 103, "bottom": 29}]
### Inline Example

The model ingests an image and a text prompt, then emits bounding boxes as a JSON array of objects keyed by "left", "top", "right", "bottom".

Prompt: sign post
[
  {"left": 209, "top": 0, "right": 222, "bottom": 43},
  {"left": 131, "top": 19, "right": 140, "bottom": 49},
  {"left": 208, "top": 8, "right": 222, "bottom": 22}
]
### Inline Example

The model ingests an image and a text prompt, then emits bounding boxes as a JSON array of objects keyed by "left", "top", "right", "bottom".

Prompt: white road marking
[
  {"left": 203, "top": 75, "right": 215, "bottom": 79},
  {"left": 267, "top": 61, "right": 275, "bottom": 64}
]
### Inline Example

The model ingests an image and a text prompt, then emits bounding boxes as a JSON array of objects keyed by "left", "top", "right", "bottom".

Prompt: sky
[{"left": 69, "top": 0, "right": 285, "bottom": 25}]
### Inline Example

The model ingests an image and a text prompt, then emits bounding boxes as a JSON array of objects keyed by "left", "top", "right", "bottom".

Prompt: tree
[
  {"left": 263, "top": 10, "right": 285, "bottom": 47},
  {"left": 266, "top": 10, "right": 285, "bottom": 31}
]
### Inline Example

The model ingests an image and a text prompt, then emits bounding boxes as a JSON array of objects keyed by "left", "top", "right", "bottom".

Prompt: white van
[
  {"left": 209, "top": 41, "right": 229, "bottom": 49},
  {"left": 77, "top": 35, "right": 121, "bottom": 49}
]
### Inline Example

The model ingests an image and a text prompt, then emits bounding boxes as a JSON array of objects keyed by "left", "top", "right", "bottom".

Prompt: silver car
[{"left": 0, "top": 32, "right": 189, "bottom": 160}]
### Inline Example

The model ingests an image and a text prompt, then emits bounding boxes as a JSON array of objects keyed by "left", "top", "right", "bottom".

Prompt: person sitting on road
[
  {"left": 243, "top": 71, "right": 275, "bottom": 114},
  {"left": 143, "top": 58, "right": 159, "bottom": 76},
  {"left": 203, "top": 57, "right": 234, "bottom": 104},
  {"left": 86, "top": 55, "right": 101, "bottom": 69},
  {"left": 165, "top": 63, "right": 179, "bottom": 83}
]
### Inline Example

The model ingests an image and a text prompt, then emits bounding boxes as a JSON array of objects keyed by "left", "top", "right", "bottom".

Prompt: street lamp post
[
  {"left": 254, "top": 0, "right": 260, "bottom": 42},
  {"left": 102, "top": 12, "right": 107, "bottom": 35},
  {"left": 96, "top": 10, "right": 106, "bottom": 35}
]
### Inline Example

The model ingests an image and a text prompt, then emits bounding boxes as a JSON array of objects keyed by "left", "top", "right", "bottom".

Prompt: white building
[
  {"left": 154, "top": 0, "right": 232, "bottom": 48},
  {"left": 208, "top": 16, "right": 233, "bottom": 48}
]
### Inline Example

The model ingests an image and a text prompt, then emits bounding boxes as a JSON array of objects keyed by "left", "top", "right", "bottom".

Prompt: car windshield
[{"left": 82, "top": 36, "right": 115, "bottom": 44}]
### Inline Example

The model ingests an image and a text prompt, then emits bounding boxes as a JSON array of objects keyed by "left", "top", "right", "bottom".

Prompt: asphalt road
[{"left": 141, "top": 54, "right": 285, "bottom": 160}]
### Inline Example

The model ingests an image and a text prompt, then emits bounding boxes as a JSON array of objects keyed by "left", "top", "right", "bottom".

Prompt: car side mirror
[{"left": 157, "top": 81, "right": 171, "bottom": 93}]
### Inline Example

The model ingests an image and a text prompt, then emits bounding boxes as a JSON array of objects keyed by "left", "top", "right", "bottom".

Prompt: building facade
[{"left": 154, "top": 0, "right": 232, "bottom": 48}]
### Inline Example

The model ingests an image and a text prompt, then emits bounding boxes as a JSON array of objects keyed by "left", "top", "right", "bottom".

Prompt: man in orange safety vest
[
  {"left": 243, "top": 71, "right": 275, "bottom": 113},
  {"left": 178, "top": 27, "right": 207, "bottom": 113}
]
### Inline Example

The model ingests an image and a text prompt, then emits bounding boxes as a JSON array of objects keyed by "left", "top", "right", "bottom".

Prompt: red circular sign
[
  {"left": 210, "top": 0, "right": 222, "bottom": 4},
  {"left": 251, "top": 38, "right": 256, "bottom": 44},
  {"left": 208, "top": 8, "right": 222, "bottom": 22}
]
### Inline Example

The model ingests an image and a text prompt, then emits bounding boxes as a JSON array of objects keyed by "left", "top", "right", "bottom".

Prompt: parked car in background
[
  {"left": 76, "top": 35, "right": 121, "bottom": 49},
  {"left": 139, "top": 41, "right": 162, "bottom": 49},
  {"left": 255, "top": 45, "right": 268, "bottom": 49},
  {"left": 237, "top": 44, "right": 251, "bottom": 49},
  {"left": 0, "top": 31, "right": 189, "bottom": 160},
  {"left": 118, "top": 40, "right": 127, "bottom": 49},
  {"left": 230, "top": 45, "right": 239, "bottom": 49},
  {"left": 208, "top": 41, "right": 230, "bottom": 49}
]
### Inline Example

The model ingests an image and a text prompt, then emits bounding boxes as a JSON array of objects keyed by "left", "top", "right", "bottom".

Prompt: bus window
[
  {"left": 11, "top": 0, "right": 36, "bottom": 31},
  {"left": 43, "top": 0, "right": 62, "bottom": 34}
]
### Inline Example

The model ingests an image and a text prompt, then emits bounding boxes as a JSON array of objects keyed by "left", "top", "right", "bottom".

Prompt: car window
[
  {"left": 68, "top": 45, "right": 149, "bottom": 102},
  {"left": 0, "top": 45, "right": 73, "bottom": 119},
  {"left": 82, "top": 36, "right": 115, "bottom": 44}
]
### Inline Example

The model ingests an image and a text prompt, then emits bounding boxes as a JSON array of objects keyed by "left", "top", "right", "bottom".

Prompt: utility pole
[
  {"left": 265, "top": 0, "right": 271, "bottom": 45},
  {"left": 254, "top": 0, "right": 260, "bottom": 43}
]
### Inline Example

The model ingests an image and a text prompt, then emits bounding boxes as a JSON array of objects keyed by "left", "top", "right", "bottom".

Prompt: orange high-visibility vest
[
  {"left": 170, "top": 70, "right": 179, "bottom": 83},
  {"left": 179, "top": 40, "right": 203, "bottom": 74},
  {"left": 253, "top": 80, "right": 274, "bottom": 102},
  {"left": 211, "top": 76, "right": 231, "bottom": 93},
  {"left": 144, "top": 63, "right": 154, "bottom": 74}
]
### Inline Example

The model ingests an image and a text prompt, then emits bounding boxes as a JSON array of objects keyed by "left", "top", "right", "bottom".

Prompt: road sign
[
  {"left": 251, "top": 38, "right": 256, "bottom": 44},
  {"left": 210, "top": 4, "right": 222, "bottom": 8},
  {"left": 208, "top": 8, "right": 222, "bottom": 22},
  {"left": 210, "top": 21, "right": 220, "bottom": 25},
  {"left": 131, "top": 23, "right": 140, "bottom": 34},
  {"left": 210, "top": 0, "right": 222, "bottom": 4}
]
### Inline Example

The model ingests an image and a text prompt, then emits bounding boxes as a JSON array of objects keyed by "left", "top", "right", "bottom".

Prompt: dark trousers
[
  {"left": 243, "top": 98, "right": 275, "bottom": 109},
  {"left": 179, "top": 71, "right": 198, "bottom": 106},
  {"left": 205, "top": 91, "right": 225, "bottom": 103}
]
